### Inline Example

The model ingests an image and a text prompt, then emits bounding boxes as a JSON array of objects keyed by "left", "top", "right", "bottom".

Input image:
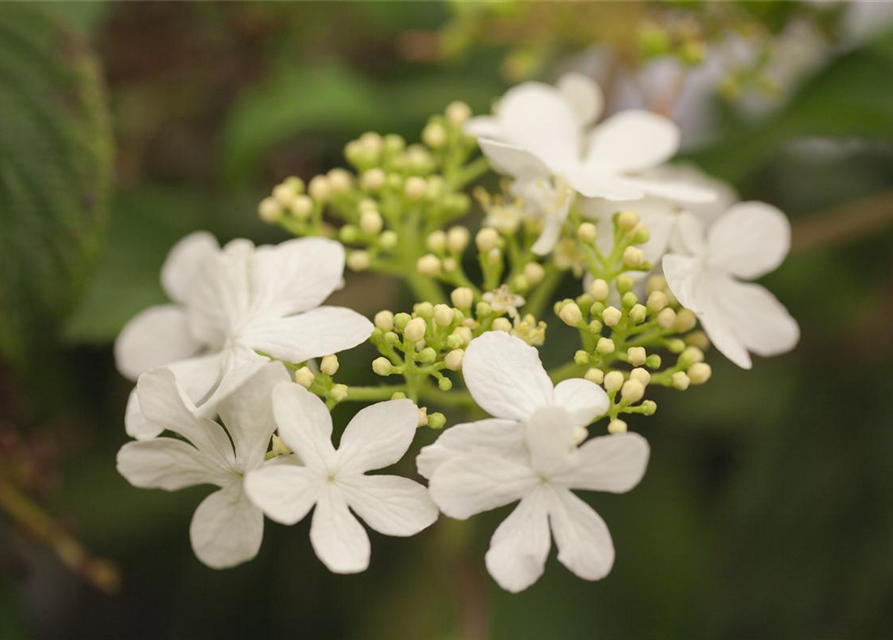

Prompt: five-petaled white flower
[
  {"left": 465, "top": 73, "right": 714, "bottom": 254},
  {"left": 117, "top": 362, "right": 290, "bottom": 569},
  {"left": 418, "top": 331, "right": 650, "bottom": 593},
  {"left": 244, "top": 383, "right": 438, "bottom": 574},
  {"left": 662, "top": 201, "right": 800, "bottom": 369},
  {"left": 115, "top": 232, "right": 372, "bottom": 438}
]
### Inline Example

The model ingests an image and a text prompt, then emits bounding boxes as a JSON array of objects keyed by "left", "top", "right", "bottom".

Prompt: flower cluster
[{"left": 114, "top": 73, "right": 798, "bottom": 591}]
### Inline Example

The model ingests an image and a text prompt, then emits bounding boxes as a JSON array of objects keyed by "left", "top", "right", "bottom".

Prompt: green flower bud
[
  {"left": 438, "top": 377, "right": 452, "bottom": 391},
  {"left": 419, "top": 347, "right": 437, "bottom": 364},
  {"left": 574, "top": 350, "right": 590, "bottom": 366},
  {"left": 393, "top": 313, "right": 411, "bottom": 331},
  {"left": 427, "top": 412, "right": 447, "bottom": 430}
]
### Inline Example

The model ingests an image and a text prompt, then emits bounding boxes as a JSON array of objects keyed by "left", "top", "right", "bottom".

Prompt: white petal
[
  {"left": 497, "top": 81, "right": 582, "bottom": 172},
  {"left": 136, "top": 368, "right": 234, "bottom": 465},
  {"left": 552, "top": 432, "right": 650, "bottom": 492},
  {"left": 662, "top": 254, "right": 705, "bottom": 312},
  {"left": 552, "top": 378, "right": 609, "bottom": 427},
  {"left": 335, "top": 399, "right": 418, "bottom": 475},
  {"left": 428, "top": 453, "right": 537, "bottom": 520},
  {"left": 524, "top": 406, "right": 579, "bottom": 477},
  {"left": 478, "top": 139, "right": 551, "bottom": 180},
  {"left": 114, "top": 305, "right": 200, "bottom": 381},
  {"left": 194, "top": 348, "right": 268, "bottom": 418},
  {"left": 190, "top": 481, "right": 264, "bottom": 569},
  {"left": 621, "top": 175, "right": 717, "bottom": 203},
  {"left": 243, "top": 463, "right": 320, "bottom": 525},
  {"left": 167, "top": 352, "right": 224, "bottom": 406},
  {"left": 117, "top": 438, "right": 226, "bottom": 491},
  {"left": 548, "top": 488, "right": 615, "bottom": 581},
  {"left": 531, "top": 215, "right": 564, "bottom": 256},
  {"left": 161, "top": 231, "right": 219, "bottom": 304},
  {"left": 187, "top": 242, "right": 253, "bottom": 347},
  {"left": 670, "top": 211, "right": 707, "bottom": 256},
  {"left": 462, "top": 332, "right": 554, "bottom": 421},
  {"left": 557, "top": 72, "right": 603, "bottom": 126},
  {"left": 707, "top": 202, "right": 791, "bottom": 279},
  {"left": 565, "top": 169, "right": 646, "bottom": 201},
  {"left": 339, "top": 475, "right": 438, "bottom": 537},
  {"left": 124, "top": 389, "right": 162, "bottom": 440},
  {"left": 585, "top": 110, "right": 680, "bottom": 173},
  {"left": 216, "top": 362, "right": 291, "bottom": 471},
  {"left": 248, "top": 238, "right": 345, "bottom": 317},
  {"left": 238, "top": 306, "right": 372, "bottom": 365},
  {"left": 464, "top": 115, "right": 505, "bottom": 140},
  {"left": 416, "top": 419, "right": 524, "bottom": 480},
  {"left": 485, "top": 488, "right": 551, "bottom": 593},
  {"left": 310, "top": 485, "right": 371, "bottom": 574},
  {"left": 272, "top": 382, "right": 335, "bottom": 471},
  {"left": 697, "top": 301, "right": 752, "bottom": 370}
]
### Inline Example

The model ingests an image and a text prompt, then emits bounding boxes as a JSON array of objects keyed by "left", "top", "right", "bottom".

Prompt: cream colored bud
[
  {"left": 271, "top": 434, "right": 292, "bottom": 457},
  {"left": 584, "top": 368, "right": 604, "bottom": 384},
  {"left": 379, "top": 230, "right": 398, "bottom": 250},
  {"left": 452, "top": 326, "right": 473, "bottom": 346},
  {"left": 608, "top": 419, "right": 628, "bottom": 435},
  {"left": 622, "top": 246, "right": 644, "bottom": 267},
  {"left": 657, "top": 307, "right": 677, "bottom": 329},
  {"left": 475, "top": 227, "right": 500, "bottom": 252},
  {"left": 272, "top": 183, "right": 297, "bottom": 205},
  {"left": 427, "top": 230, "right": 446, "bottom": 253},
  {"left": 627, "top": 346, "right": 647, "bottom": 367},
  {"left": 358, "top": 210, "right": 382, "bottom": 235},
  {"left": 573, "top": 426, "right": 588, "bottom": 445},
  {"left": 442, "top": 257, "right": 457, "bottom": 273},
  {"left": 602, "top": 306, "right": 622, "bottom": 327},
  {"left": 374, "top": 310, "right": 394, "bottom": 331},
  {"left": 618, "top": 210, "right": 640, "bottom": 231},
  {"left": 405, "top": 176, "right": 428, "bottom": 200},
  {"left": 404, "top": 317, "right": 427, "bottom": 343},
  {"left": 688, "top": 362, "right": 712, "bottom": 385},
  {"left": 577, "top": 222, "right": 597, "bottom": 244},
  {"left": 422, "top": 122, "right": 447, "bottom": 148},
  {"left": 523, "top": 262, "right": 545, "bottom": 286},
  {"left": 445, "top": 349, "right": 464, "bottom": 371},
  {"left": 685, "top": 330, "right": 710, "bottom": 351},
  {"left": 330, "top": 384, "right": 348, "bottom": 403},
  {"left": 604, "top": 370, "right": 625, "bottom": 392},
  {"left": 451, "top": 287, "right": 474, "bottom": 310},
  {"left": 596, "top": 337, "right": 616, "bottom": 354},
  {"left": 590, "top": 278, "right": 609, "bottom": 301},
  {"left": 446, "top": 101, "right": 472, "bottom": 126},
  {"left": 621, "top": 379, "right": 645, "bottom": 403},
  {"left": 361, "top": 168, "right": 386, "bottom": 191},
  {"left": 647, "top": 291, "right": 668, "bottom": 312},
  {"left": 672, "top": 371, "right": 691, "bottom": 391},
  {"left": 417, "top": 407, "right": 429, "bottom": 428},
  {"left": 289, "top": 194, "right": 313, "bottom": 219},
  {"left": 294, "top": 367, "right": 315, "bottom": 389},
  {"left": 675, "top": 308, "right": 698, "bottom": 333},
  {"left": 647, "top": 275, "right": 668, "bottom": 294},
  {"left": 559, "top": 302, "right": 583, "bottom": 327},
  {"left": 629, "top": 304, "right": 647, "bottom": 324},
  {"left": 487, "top": 248, "right": 501, "bottom": 265},
  {"left": 447, "top": 226, "right": 470, "bottom": 253},
  {"left": 320, "top": 355, "right": 339, "bottom": 376},
  {"left": 327, "top": 168, "right": 353, "bottom": 194},
  {"left": 347, "top": 251, "right": 370, "bottom": 271},
  {"left": 417, "top": 254, "right": 441, "bottom": 276},
  {"left": 492, "top": 317, "right": 512, "bottom": 332},
  {"left": 434, "top": 304, "right": 453, "bottom": 327},
  {"left": 630, "top": 367, "right": 651, "bottom": 386},
  {"left": 359, "top": 131, "right": 384, "bottom": 155},
  {"left": 372, "top": 357, "right": 393, "bottom": 376},
  {"left": 308, "top": 175, "right": 331, "bottom": 201},
  {"left": 258, "top": 197, "right": 281, "bottom": 223}
]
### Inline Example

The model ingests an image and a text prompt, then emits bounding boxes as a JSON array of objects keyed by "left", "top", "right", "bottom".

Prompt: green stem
[
  {"left": 525, "top": 267, "right": 565, "bottom": 320},
  {"left": 548, "top": 361, "right": 584, "bottom": 383},
  {"left": 345, "top": 385, "right": 407, "bottom": 401}
]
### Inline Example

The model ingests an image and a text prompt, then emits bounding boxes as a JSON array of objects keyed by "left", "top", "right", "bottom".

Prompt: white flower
[
  {"left": 116, "top": 362, "right": 290, "bottom": 569},
  {"left": 244, "top": 384, "right": 438, "bottom": 574},
  {"left": 418, "top": 331, "right": 649, "bottom": 592},
  {"left": 662, "top": 202, "right": 800, "bottom": 369},
  {"left": 580, "top": 164, "right": 736, "bottom": 263},
  {"left": 482, "top": 285, "right": 525, "bottom": 318},
  {"left": 115, "top": 233, "right": 372, "bottom": 438},
  {"left": 466, "top": 72, "right": 714, "bottom": 215}
]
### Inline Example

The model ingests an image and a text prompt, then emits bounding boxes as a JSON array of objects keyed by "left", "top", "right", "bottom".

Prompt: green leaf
[{"left": 0, "top": 5, "right": 113, "bottom": 365}]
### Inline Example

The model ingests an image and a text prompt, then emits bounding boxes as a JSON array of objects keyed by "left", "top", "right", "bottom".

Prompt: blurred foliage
[{"left": 2, "top": 2, "right": 893, "bottom": 640}]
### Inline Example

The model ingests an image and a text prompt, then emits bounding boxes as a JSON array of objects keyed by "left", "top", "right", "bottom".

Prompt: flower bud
[
  {"left": 361, "top": 168, "right": 386, "bottom": 191},
  {"left": 589, "top": 319, "right": 603, "bottom": 334},
  {"left": 574, "top": 350, "right": 590, "bottom": 366},
  {"left": 271, "top": 434, "right": 292, "bottom": 457},
  {"left": 417, "top": 408, "right": 428, "bottom": 427},
  {"left": 360, "top": 210, "right": 383, "bottom": 235},
  {"left": 596, "top": 337, "right": 615, "bottom": 354},
  {"left": 641, "top": 400, "right": 657, "bottom": 416},
  {"left": 647, "top": 275, "right": 668, "bottom": 294},
  {"left": 646, "top": 354, "right": 662, "bottom": 369},
  {"left": 476, "top": 301, "right": 493, "bottom": 317},
  {"left": 294, "top": 367, "right": 315, "bottom": 389},
  {"left": 616, "top": 274, "right": 635, "bottom": 293},
  {"left": 339, "top": 225, "right": 359, "bottom": 243},
  {"left": 647, "top": 291, "right": 668, "bottom": 312},
  {"left": 577, "top": 222, "right": 597, "bottom": 243},
  {"left": 446, "top": 101, "right": 472, "bottom": 126},
  {"left": 608, "top": 419, "right": 628, "bottom": 435},
  {"left": 573, "top": 427, "right": 588, "bottom": 446},
  {"left": 672, "top": 371, "right": 691, "bottom": 391},
  {"left": 443, "top": 257, "right": 458, "bottom": 273},
  {"left": 347, "top": 251, "right": 370, "bottom": 271},
  {"left": 414, "top": 302, "right": 434, "bottom": 318},
  {"left": 427, "top": 411, "right": 446, "bottom": 430},
  {"left": 627, "top": 347, "right": 647, "bottom": 367},
  {"left": 393, "top": 312, "right": 411, "bottom": 331},
  {"left": 434, "top": 304, "right": 453, "bottom": 327},
  {"left": 674, "top": 308, "right": 697, "bottom": 333},
  {"left": 289, "top": 194, "right": 314, "bottom": 219},
  {"left": 404, "top": 317, "right": 427, "bottom": 343},
  {"left": 330, "top": 384, "right": 348, "bottom": 403},
  {"left": 450, "top": 287, "right": 474, "bottom": 310},
  {"left": 446, "top": 334, "right": 464, "bottom": 350},
  {"left": 630, "top": 367, "right": 651, "bottom": 386},
  {"left": 622, "top": 246, "right": 644, "bottom": 267},
  {"left": 427, "top": 230, "right": 446, "bottom": 253},
  {"left": 419, "top": 347, "right": 437, "bottom": 364},
  {"left": 372, "top": 357, "right": 393, "bottom": 376},
  {"left": 422, "top": 122, "right": 447, "bottom": 148},
  {"left": 688, "top": 362, "right": 712, "bottom": 385},
  {"left": 685, "top": 330, "right": 710, "bottom": 351},
  {"left": 617, "top": 210, "right": 640, "bottom": 231},
  {"left": 657, "top": 308, "right": 677, "bottom": 329},
  {"left": 379, "top": 230, "right": 398, "bottom": 250},
  {"left": 258, "top": 197, "right": 281, "bottom": 222},
  {"left": 405, "top": 176, "right": 428, "bottom": 200},
  {"left": 327, "top": 168, "right": 353, "bottom": 194},
  {"left": 629, "top": 304, "right": 647, "bottom": 324},
  {"left": 445, "top": 349, "right": 464, "bottom": 371},
  {"left": 383, "top": 133, "right": 405, "bottom": 154},
  {"left": 492, "top": 317, "right": 512, "bottom": 332},
  {"left": 524, "top": 262, "right": 545, "bottom": 286},
  {"left": 585, "top": 368, "right": 604, "bottom": 384},
  {"left": 602, "top": 306, "right": 622, "bottom": 327},
  {"left": 475, "top": 228, "right": 500, "bottom": 252},
  {"left": 559, "top": 302, "right": 583, "bottom": 327},
  {"left": 604, "top": 371, "right": 624, "bottom": 392},
  {"left": 384, "top": 331, "right": 399, "bottom": 346},
  {"left": 308, "top": 175, "right": 332, "bottom": 201},
  {"left": 447, "top": 226, "right": 470, "bottom": 253},
  {"left": 320, "top": 355, "right": 339, "bottom": 376},
  {"left": 437, "top": 377, "right": 452, "bottom": 391},
  {"left": 621, "top": 292, "right": 638, "bottom": 309},
  {"left": 632, "top": 223, "right": 650, "bottom": 244},
  {"left": 417, "top": 254, "right": 441, "bottom": 276},
  {"left": 590, "top": 278, "right": 609, "bottom": 301},
  {"left": 621, "top": 379, "right": 645, "bottom": 403},
  {"left": 678, "top": 346, "right": 704, "bottom": 369}
]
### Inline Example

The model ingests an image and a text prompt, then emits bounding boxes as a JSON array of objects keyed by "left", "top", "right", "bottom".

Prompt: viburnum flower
[
  {"left": 418, "top": 331, "right": 649, "bottom": 592},
  {"left": 662, "top": 202, "right": 800, "bottom": 369},
  {"left": 482, "top": 284, "right": 526, "bottom": 318},
  {"left": 244, "top": 384, "right": 438, "bottom": 574},
  {"left": 465, "top": 73, "right": 714, "bottom": 254},
  {"left": 117, "top": 362, "right": 290, "bottom": 569},
  {"left": 115, "top": 232, "right": 372, "bottom": 437}
]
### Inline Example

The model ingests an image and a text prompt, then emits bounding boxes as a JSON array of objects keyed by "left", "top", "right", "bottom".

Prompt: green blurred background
[{"left": 2, "top": 2, "right": 893, "bottom": 639}]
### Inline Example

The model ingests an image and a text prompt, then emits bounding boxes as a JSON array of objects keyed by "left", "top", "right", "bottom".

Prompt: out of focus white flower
[
  {"left": 115, "top": 233, "right": 372, "bottom": 437},
  {"left": 244, "top": 384, "right": 437, "bottom": 574},
  {"left": 662, "top": 202, "right": 800, "bottom": 369},
  {"left": 117, "top": 362, "right": 289, "bottom": 569},
  {"left": 419, "top": 332, "right": 649, "bottom": 592}
]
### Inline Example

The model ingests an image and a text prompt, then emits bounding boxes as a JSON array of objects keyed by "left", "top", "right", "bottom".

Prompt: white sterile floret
[
  {"left": 662, "top": 202, "right": 800, "bottom": 369},
  {"left": 244, "top": 384, "right": 437, "bottom": 574},
  {"left": 417, "top": 332, "right": 649, "bottom": 593},
  {"left": 117, "top": 363, "right": 290, "bottom": 569},
  {"left": 115, "top": 234, "right": 373, "bottom": 438}
]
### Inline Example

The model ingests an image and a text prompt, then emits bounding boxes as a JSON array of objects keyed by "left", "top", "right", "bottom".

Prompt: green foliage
[{"left": 0, "top": 5, "right": 112, "bottom": 365}]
